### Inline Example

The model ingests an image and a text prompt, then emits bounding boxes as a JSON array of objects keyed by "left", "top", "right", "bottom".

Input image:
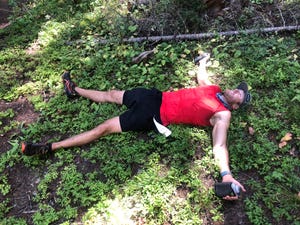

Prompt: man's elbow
[{"left": 213, "top": 145, "right": 227, "bottom": 154}]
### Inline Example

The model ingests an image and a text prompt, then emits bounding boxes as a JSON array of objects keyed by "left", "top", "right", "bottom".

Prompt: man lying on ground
[{"left": 22, "top": 53, "right": 251, "bottom": 200}]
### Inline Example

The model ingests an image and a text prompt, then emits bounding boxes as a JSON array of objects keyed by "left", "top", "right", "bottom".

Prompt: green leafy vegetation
[{"left": 0, "top": 0, "right": 299, "bottom": 224}]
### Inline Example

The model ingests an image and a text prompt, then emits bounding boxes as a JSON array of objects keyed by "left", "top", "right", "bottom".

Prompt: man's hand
[{"left": 222, "top": 174, "right": 246, "bottom": 200}]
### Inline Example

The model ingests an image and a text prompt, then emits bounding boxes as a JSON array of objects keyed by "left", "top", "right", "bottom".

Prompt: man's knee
[
  {"left": 96, "top": 117, "right": 122, "bottom": 136},
  {"left": 108, "top": 90, "right": 125, "bottom": 104}
]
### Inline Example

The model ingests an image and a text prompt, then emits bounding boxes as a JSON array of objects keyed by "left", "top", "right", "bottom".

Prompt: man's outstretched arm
[
  {"left": 210, "top": 111, "right": 246, "bottom": 200},
  {"left": 195, "top": 53, "right": 212, "bottom": 86}
]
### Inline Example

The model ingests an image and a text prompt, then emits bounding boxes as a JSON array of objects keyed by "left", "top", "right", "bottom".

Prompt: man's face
[{"left": 223, "top": 89, "right": 244, "bottom": 110}]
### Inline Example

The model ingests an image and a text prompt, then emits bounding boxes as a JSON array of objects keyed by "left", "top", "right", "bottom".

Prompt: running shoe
[
  {"left": 62, "top": 70, "right": 78, "bottom": 98},
  {"left": 21, "top": 142, "right": 52, "bottom": 156}
]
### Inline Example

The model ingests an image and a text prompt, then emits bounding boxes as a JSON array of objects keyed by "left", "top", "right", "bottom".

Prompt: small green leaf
[
  {"left": 128, "top": 25, "right": 137, "bottom": 32},
  {"left": 234, "top": 50, "right": 242, "bottom": 58}
]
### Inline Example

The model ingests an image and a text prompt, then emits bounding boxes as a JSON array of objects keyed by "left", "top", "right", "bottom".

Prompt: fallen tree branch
[
  {"left": 77, "top": 25, "right": 300, "bottom": 45},
  {"left": 124, "top": 25, "right": 300, "bottom": 43}
]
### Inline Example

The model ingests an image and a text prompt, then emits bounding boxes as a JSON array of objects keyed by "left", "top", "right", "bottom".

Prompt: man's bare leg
[
  {"left": 22, "top": 116, "right": 122, "bottom": 155},
  {"left": 22, "top": 71, "right": 127, "bottom": 156},
  {"left": 51, "top": 116, "right": 122, "bottom": 151},
  {"left": 75, "top": 87, "right": 125, "bottom": 104}
]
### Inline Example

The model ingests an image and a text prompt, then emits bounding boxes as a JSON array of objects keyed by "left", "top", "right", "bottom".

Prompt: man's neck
[{"left": 216, "top": 93, "right": 231, "bottom": 110}]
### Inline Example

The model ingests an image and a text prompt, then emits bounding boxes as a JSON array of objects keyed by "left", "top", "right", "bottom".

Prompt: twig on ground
[
  {"left": 132, "top": 49, "right": 155, "bottom": 63},
  {"left": 276, "top": 3, "right": 285, "bottom": 27}
]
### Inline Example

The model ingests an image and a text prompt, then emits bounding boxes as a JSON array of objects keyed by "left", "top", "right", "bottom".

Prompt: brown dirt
[
  {"left": 222, "top": 172, "right": 254, "bottom": 225},
  {"left": 0, "top": 0, "right": 10, "bottom": 23},
  {"left": 0, "top": 98, "right": 40, "bottom": 154},
  {"left": 0, "top": 98, "right": 40, "bottom": 224},
  {"left": 5, "top": 163, "right": 41, "bottom": 223},
  {"left": 0, "top": 0, "right": 11, "bottom": 28}
]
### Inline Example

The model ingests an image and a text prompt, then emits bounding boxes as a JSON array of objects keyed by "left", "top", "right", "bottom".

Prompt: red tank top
[{"left": 160, "top": 85, "right": 229, "bottom": 126}]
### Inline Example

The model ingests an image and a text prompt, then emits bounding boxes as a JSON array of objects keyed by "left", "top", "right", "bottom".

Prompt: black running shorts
[{"left": 119, "top": 88, "right": 162, "bottom": 132}]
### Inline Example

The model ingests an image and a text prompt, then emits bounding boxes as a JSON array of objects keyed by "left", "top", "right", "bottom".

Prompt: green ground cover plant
[{"left": 0, "top": 0, "right": 299, "bottom": 224}]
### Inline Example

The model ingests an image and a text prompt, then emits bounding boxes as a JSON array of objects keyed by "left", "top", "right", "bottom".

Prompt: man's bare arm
[
  {"left": 210, "top": 111, "right": 246, "bottom": 200},
  {"left": 210, "top": 111, "right": 231, "bottom": 173},
  {"left": 196, "top": 63, "right": 212, "bottom": 86}
]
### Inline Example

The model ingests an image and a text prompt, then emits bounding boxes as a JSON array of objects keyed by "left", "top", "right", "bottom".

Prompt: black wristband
[{"left": 220, "top": 171, "right": 232, "bottom": 177}]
